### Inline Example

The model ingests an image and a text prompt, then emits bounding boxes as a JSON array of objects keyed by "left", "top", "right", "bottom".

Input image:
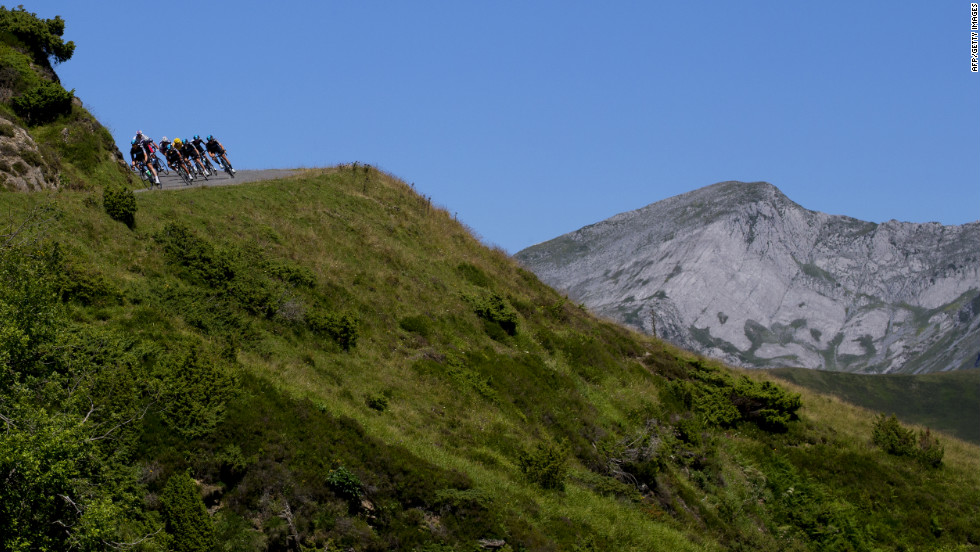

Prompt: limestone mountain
[{"left": 516, "top": 181, "right": 980, "bottom": 374}]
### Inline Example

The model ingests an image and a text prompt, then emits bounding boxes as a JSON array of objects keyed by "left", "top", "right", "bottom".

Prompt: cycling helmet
[
  {"left": 206, "top": 135, "right": 213, "bottom": 141},
  {"left": 193, "top": 134, "right": 200, "bottom": 140},
  {"left": 131, "top": 139, "right": 136, "bottom": 145},
  {"left": 161, "top": 136, "right": 168, "bottom": 141},
  {"left": 173, "top": 138, "right": 182, "bottom": 146}
]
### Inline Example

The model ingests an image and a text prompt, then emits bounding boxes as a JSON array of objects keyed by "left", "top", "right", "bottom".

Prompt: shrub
[
  {"left": 917, "top": 429, "right": 945, "bottom": 468},
  {"left": 730, "top": 377, "right": 801, "bottom": 432},
  {"left": 366, "top": 392, "right": 389, "bottom": 412},
  {"left": 11, "top": 80, "right": 74, "bottom": 125},
  {"left": 160, "top": 470, "right": 216, "bottom": 552},
  {"left": 157, "top": 223, "right": 233, "bottom": 286},
  {"left": 327, "top": 466, "right": 362, "bottom": 500},
  {"left": 103, "top": 183, "right": 136, "bottom": 227},
  {"left": 306, "top": 307, "right": 360, "bottom": 350},
  {"left": 158, "top": 345, "right": 236, "bottom": 439},
  {"left": 264, "top": 259, "right": 316, "bottom": 287},
  {"left": 56, "top": 265, "right": 122, "bottom": 306},
  {"left": 872, "top": 414, "right": 944, "bottom": 467},
  {"left": 518, "top": 440, "right": 569, "bottom": 491},
  {"left": 872, "top": 414, "right": 916, "bottom": 456},
  {"left": 399, "top": 314, "right": 432, "bottom": 337},
  {"left": 0, "top": 6, "right": 76, "bottom": 64},
  {"left": 472, "top": 291, "right": 518, "bottom": 336}
]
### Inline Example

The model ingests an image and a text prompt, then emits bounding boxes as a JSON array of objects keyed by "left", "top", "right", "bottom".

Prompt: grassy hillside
[
  {"left": 769, "top": 367, "right": 980, "bottom": 445},
  {"left": 2, "top": 167, "right": 979, "bottom": 551}
]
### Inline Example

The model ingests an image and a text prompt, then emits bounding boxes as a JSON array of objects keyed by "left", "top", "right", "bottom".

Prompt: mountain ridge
[{"left": 517, "top": 180, "right": 980, "bottom": 374}]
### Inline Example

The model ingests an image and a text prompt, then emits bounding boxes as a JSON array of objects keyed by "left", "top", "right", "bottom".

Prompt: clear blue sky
[{"left": 28, "top": 1, "right": 980, "bottom": 253}]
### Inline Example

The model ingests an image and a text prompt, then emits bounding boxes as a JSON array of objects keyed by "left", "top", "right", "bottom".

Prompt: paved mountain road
[{"left": 134, "top": 168, "right": 300, "bottom": 192}]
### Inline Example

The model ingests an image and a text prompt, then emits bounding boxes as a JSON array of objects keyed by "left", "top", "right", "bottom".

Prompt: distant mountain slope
[
  {"left": 517, "top": 181, "right": 980, "bottom": 374},
  {"left": 768, "top": 368, "right": 980, "bottom": 444}
]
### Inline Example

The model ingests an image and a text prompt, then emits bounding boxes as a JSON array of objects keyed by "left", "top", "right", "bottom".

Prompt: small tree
[
  {"left": 518, "top": 440, "right": 569, "bottom": 491},
  {"left": 103, "top": 184, "right": 136, "bottom": 228},
  {"left": 160, "top": 471, "right": 216, "bottom": 552},
  {"left": 872, "top": 414, "right": 916, "bottom": 457},
  {"left": 10, "top": 80, "right": 74, "bottom": 125},
  {"left": 872, "top": 414, "right": 943, "bottom": 467},
  {"left": 0, "top": 6, "right": 76, "bottom": 64}
]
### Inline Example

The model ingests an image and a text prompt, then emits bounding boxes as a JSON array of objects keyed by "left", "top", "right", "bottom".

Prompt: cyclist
[
  {"left": 190, "top": 135, "right": 212, "bottom": 173},
  {"left": 205, "top": 135, "right": 234, "bottom": 173},
  {"left": 129, "top": 138, "right": 160, "bottom": 186},
  {"left": 179, "top": 137, "right": 207, "bottom": 176},
  {"left": 163, "top": 137, "right": 194, "bottom": 181},
  {"left": 134, "top": 131, "right": 166, "bottom": 176}
]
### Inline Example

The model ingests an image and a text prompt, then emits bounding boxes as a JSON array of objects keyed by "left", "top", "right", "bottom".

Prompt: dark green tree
[
  {"left": 10, "top": 78, "right": 74, "bottom": 124},
  {"left": 0, "top": 6, "right": 76, "bottom": 64},
  {"left": 103, "top": 183, "right": 137, "bottom": 228},
  {"left": 160, "top": 471, "right": 216, "bottom": 552}
]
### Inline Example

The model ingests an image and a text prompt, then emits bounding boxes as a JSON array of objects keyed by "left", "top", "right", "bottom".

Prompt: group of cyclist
[{"left": 129, "top": 130, "right": 235, "bottom": 187}]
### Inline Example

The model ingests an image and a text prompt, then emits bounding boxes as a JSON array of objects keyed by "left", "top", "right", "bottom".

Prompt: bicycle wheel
[
  {"left": 196, "top": 160, "right": 209, "bottom": 181},
  {"left": 154, "top": 156, "right": 169, "bottom": 175},
  {"left": 223, "top": 158, "right": 235, "bottom": 178},
  {"left": 136, "top": 162, "right": 152, "bottom": 188},
  {"left": 177, "top": 166, "right": 191, "bottom": 186}
]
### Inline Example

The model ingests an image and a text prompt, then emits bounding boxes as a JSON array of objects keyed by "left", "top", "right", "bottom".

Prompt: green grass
[{"left": 2, "top": 168, "right": 978, "bottom": 551}]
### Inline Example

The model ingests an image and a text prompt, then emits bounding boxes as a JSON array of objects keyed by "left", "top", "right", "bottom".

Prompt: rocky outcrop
[
  {"left": 0, "top": 114, "right": 58, "bottom": 190},
  {"left": 517, "top": 181, "right": 980, "bottom": 374}
]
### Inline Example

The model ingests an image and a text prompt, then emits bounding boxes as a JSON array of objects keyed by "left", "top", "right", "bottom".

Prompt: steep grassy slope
[
  {"left": 2, "top": 167, "right": 979, "bottom": 551},
  {"left": 769, "top": 367, "right": 980, "bottom": 445}
]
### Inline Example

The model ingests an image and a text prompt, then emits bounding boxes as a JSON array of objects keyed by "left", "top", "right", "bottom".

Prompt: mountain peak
[{"left": 517, "top": 181, "right": 980, "bottom": 374}]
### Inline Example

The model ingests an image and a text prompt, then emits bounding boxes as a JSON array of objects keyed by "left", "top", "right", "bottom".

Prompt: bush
[
  {"left": 306, "top": 308, "right": 359, "bottom": 351},
  {"left": 917, "top": 429, "right": 945, "bottom": 468},
  {"left": 871, "top": 414, "right": 916, "bottom": 457},
  {"left": 399, "top": 314, "right": 432, "bottom": 337},
  {"left": 518, "top": 440, "right": 569, "bottom": 491},
  {"left": 11, "top": 80, "right": 74, "bottom": 125},
  {"left": 872, "top": 414, "right": 944, "bottom": 467},
  {"left": 366, "top": 392, "right": 389, "bottom": 412},
  {"left": 158, "top": 345, "right": 236, "bottom": 439},
  {"left": 0, "top": 6, "right": 76, "bottom": 64},
  {"left": 472, "top": 291, "right": 518, "bottom": 336},
  {"left": 663, "top": 364, "right": 801, "bottom": 433},
  {"left": 103, "top": 183, "right": 136, "bottom": 227},
  {"left": 327, "top": 466, "right": 362, "bottom": 500},
  {"left": 160, "top": 470, "right": 216, "bottom": 552}
]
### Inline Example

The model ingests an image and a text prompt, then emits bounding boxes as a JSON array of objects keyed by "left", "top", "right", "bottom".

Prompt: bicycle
[
  {"left": 174, "top": 164, "right": 193, "bottom": 186},
  {"left": 201, "top": 155, "right": 216, "bottom": 176},
  {"left": 133, "top": 161, "right": 155, "bottom": 188},
  {"left": 214, "top": 154, "right": 235, "bottom": 178},
  {"left": 150, "top": 152, "right": 168, "bottom": 175},
  {"left": 190, "top": 157, "right": 210, "bottom": 181}
]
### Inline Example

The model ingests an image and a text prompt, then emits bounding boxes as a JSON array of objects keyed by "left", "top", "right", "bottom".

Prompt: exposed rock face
[
  {"left": 517, "top": 181, "right": 980, "bottom": 374},
  {"left": 0, "top": 114, "right": 58, "bottom": 191}
]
